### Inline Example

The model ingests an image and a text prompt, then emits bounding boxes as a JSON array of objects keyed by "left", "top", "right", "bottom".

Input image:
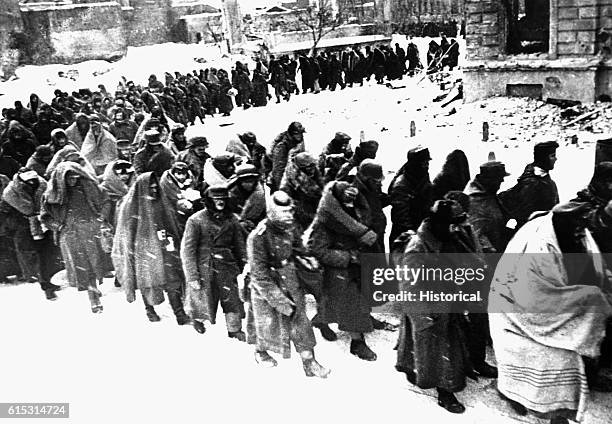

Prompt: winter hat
[
  {"left": 334, "top": 132, "right": 351, "bottom": 142},
  {"left": 146, "top": 118, "right": 161, "bottom": 129},
  {"left": 443, "top": 191, "right": 471, "bottom": 214},
  {"left": 407, "top": 146, "right": 431, "bottom": 162},
  {"left": 240, "top": 132, "right": 257, "bottom": 144},
  {"left": 359, "top": 140, "right": 379, "bottom": 156},
  {"left": 294, "top": 152, "right": 317, "bottom": 169},
  {"left": 113, "top": 160, "right": 134, "bottom": 175},
  {"left": 287, "top": 121, "right": 306, "bottom": 134},
  {"left": 235, "top": 164, "right": 260, "bottom": 180},
  {"left": 206, "top": 184, "right": 229, "bottom": 199},
  {"left": 479, "top": 161, "right": 510, "bottom": 179},
  {"left": 188, "top": 135, "right": 209, "bottom": 148},
  {"left": 357, "top": 159, "right": 383, "bottom": 180},
  {"left": 267, "top": 191, "right": 294, "bottom": 226},
  {"left": 144, "top": 129, "right": 162, "bottom": 145},
  {"left": 50, "top": 128, "right": 67, "bottom": 140},
  {"left": 171, "top": 161, "right": 190, "bottom": 175},
  {"left": 430, "top": 199, "right": 465, "bottom": 224},
  {"left": 212, "top": 153, "right": 234, "bottom": 170},
  {"left": 533, "top": 140, "right": 559, "bottom": 162},
  {"left": 171, "top": 123, "right": 185, "bottom": 133},
  {"left": 116, "top": 139, "right": 131, "bottom": 149}
]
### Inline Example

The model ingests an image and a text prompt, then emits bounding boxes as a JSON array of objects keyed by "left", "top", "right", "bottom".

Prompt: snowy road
[{"left": 1, "top": 72, "right": 611, "bottom": 424}]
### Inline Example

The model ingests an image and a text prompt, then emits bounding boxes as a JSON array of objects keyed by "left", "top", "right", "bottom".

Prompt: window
[{"left": 504, "top": 0, "right": 549, "bottom": 54}]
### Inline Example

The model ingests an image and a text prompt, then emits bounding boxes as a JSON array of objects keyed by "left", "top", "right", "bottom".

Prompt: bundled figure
[
  {"left": 176, "top": 135, "right": 210, "bottom": 191},
  {"left": 159, "top": 161, "right": 201, "bottom": 232},
  {"left": 318, "top": 132, "right": 353, "bottom": 183},
  {"left": 181, "top": 185, "right": 246, "bottom": 338},
  {"left": 247, "top": 191, "right": 330, "bottom": 378},
  {"left": 112, "top": 172, "right": 191, "bottom": 325},
  {"left": 279, "top": 152, "right": 324, "bottom": 232},
  {"left": 269, "top": 122, "right": 306, "bottom": 192},
  {"left": 0, "top": 169, "right": 62, "bottom": 300},
  {"left": 80, "top": 116, "right": 117, "bottom": 175},
  {"left": 41, "top": 162, "right": 108, "bottom": 313},
  {"left": 307, "top": 181, "right": 379, "bottom": 359},
  {"left": 228, "top": 164, "right": 266, "bottom": 234}
]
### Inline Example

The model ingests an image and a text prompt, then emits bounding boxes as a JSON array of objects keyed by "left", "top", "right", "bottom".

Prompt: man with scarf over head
[
  {"left": 335, "top": 139, "right": 378, "bottom": 182},
  {"left": 65, "top": 113, "right": 90, "bottom": 150},
  {"left": 160, "top": 161, "right": 201, "bottom": 233},
  {"left": 572, "top": 161, "right": 612, "bottom": 379},
  {"left": 307, "top": 181, "right": 380, "bottom": 359},
  {"left": 176, "top": 135, "right": 210, "bottom": 190},
  {"left": 231, "top": 132, "right": 271, "bottom": 180},
  {"left": 269, "top": 122, "right": 306, "bottom": 192},
  {"left": 202, "top": 153, "right": 236, "bottom": 192},
  {"left": 1, "top": 121, "right": 37, "bottom": 166},
  {"left": 25, "top": 145, "right": 53, "bottom": 177},
  {"left": 489, "top": 201, "right": 612, "bottom": 424},
  {"left": 499, "top": 141, "right": 560, "bottom": 228},
  {"left": 81, "top": 116, "right": 117, "bottom": 175},
  {"left": 0, "top": 169, "right": 61, "bottom": 300},
  {"left": 431, "top": 149, "right": 470, "bottom": 200},
  {"left": 228, "top": 164, "right": 266, "bottom": 234},
  {"left": 279, "top": 152, "right": 324, "bottom": 232},
  {"left": 181, "top": 185, "right": 247, "bottom": 338},
  {"left": 133, "top": 130, "right": 174, "bottom": 178},
  {"left": 395, "top": 199, "right": 483, "bottom": 414},
  {"left": 247, "top": 191, "right": 330, "bottom": 378},
  {"left": 41, "top": 162, "right": 107, "bottom": 313},
  {"left": 109, "top": 109, "right": 138, "bottom": 144},
  {"left": 318, "top": 132, "right": 354, "bottom": 183},
  {"left": 167, "top": 123, "right": 187, "bottom": 156},
  {"left": 112, "top": 172, "right": 191, "bottom": 325},
  {"left": 389, "top": 146, "right": 433, "bottom": 245}
]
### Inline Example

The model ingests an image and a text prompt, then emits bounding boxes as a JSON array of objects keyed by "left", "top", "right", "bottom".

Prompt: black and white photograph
[{"left": 0, "top": 0, "right": 611, "bottom": 423}]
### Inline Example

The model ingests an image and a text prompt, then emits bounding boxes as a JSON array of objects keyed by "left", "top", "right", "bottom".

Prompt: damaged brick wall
[{"left": 0, "top": 0, "right": 23, "bottom": 79}]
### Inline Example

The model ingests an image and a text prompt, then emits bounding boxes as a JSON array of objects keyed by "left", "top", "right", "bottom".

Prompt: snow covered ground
[{"left": 0, "top": 40, "right": 611, "bottom": 424}]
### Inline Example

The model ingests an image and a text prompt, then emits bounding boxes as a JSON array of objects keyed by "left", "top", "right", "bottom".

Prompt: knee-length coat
[
  {"left": 181, "top": 209, "right": 246, "bottom": 323},
  {"left": 246, "top": 219, "right": 316, "bottom": 358}
]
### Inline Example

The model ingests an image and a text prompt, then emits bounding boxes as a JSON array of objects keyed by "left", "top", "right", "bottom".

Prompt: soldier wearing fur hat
[
  {"left": 133, "top": 129, "right": 174, "bottom": 178},
  {"left": 269, "top": 122, "right": 306, "bottom": 192},
  {"left": 247, "top": 191, "right": 330, "bottom": 378},
  {"left": 160, "top": 161, "right": 201, "bottom": 233},
  {"left": 228, "top": 164, "right": 266, "bottom": 234},
  {"left": 335, "top": 139, "right": 378, "bottom": 182},
  {"left": 318, "top": 132, "right": 354, "bottom": 183},
  {"left": 181, "top": 185, "right": 247, "bottom": 338},
  {"left": 176, "top": 135, "right": 210, "bottom": 190},
  {"left": 499, "top": 141, "right": 560, "bottom": 229},
  {"left": 279, "top": 152, "right": 325, "bottom": 232},
  {"left": 389, "top": 146, "right": 433, "bottom": 245}
]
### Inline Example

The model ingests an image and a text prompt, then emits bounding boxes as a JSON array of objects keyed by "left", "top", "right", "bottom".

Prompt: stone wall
[
  {"left": 464, "top": 0, "right": 503, "bottom": 59},
  {"left": 0, "top": 0, "right": 23, "bottom": 80},
  {"left": 21, "top": 2, "right": 127, "bottom": 64},
  {"left": 123, "top": 0, "right": 171, "bottom": 47}
]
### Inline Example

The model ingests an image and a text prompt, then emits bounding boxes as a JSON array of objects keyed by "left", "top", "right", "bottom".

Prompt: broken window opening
[{"left": 503, "top": 0, "right": 549, "bottom": 55}]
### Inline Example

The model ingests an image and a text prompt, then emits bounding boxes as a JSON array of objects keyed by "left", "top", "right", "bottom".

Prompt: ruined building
[{"left": 464, "top": 0, "right": 612, "bottom": 103}]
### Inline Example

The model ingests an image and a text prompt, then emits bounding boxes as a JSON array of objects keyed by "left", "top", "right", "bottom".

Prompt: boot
[
  {"left": 114, "top": 278, "right": 121, "bottom": 288},
  {"left": 371, "top": 315, "right": 398, "bottom": 331},
  {"left": 254, "top": 351, "right": 277, "bottom": 368},
  {"left": 88, "top": 288, "right": 103, "bottom": 314},
  {"left": 145, "top": 305, "right": 161, "bottom": 322},
  {"left": 314, "top": 323, "right": 337, "bottom": 341},
  {"left": 44, "top": 282, "right": 61, "bottom": 292},
  {"left": 437, "top": 388, "right": 465, "bottom": 414},
  {"left": 45, "top": 288, "right": 58, "bottom": 301},
  {"left": 168, "top": 291, "right": 190, "bottom": 325},
  {"left": 301, "top": 352, "right": 331, "bottom": 379},
  {"left": 474, "top": 362, "right": 498, "bottom": 379},
  {"left": 193, "top": 320, "right": 206, "bottom": 334},
  {"left": 350, "top": 339, "right": 377, "bottom": 361},
  {"left": 228, "top": 330, "right": 246, "bottom": 342}
]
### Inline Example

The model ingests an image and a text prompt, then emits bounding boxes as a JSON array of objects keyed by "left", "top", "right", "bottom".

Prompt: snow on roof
[{"left": 271, "top": 34, "right": 391, "bottom": 54}]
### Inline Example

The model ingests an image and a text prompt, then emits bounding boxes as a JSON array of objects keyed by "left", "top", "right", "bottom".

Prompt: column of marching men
[{"left": 1, "top": 110, "right": 612, "bottom": 422}]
